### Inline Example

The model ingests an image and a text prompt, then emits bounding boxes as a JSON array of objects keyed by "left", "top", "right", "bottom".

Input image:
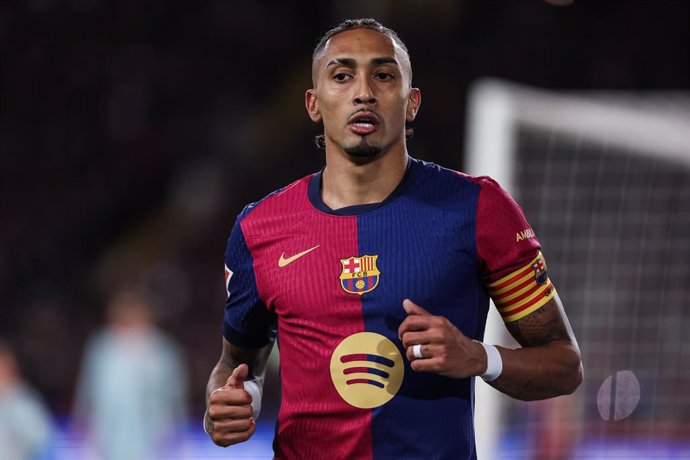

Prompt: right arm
[
  {"left": 209, "top": 207, "right": 275, "bottom": 446},
  {"left": 205, "top": 337, "right": 273, "bottom": 447}
]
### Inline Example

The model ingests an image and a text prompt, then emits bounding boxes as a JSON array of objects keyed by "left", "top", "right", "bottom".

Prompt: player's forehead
[
  {"left": 324, "top": 28, "right": 397, "bottom": 59},
  {"left": 313, "top": 28, "right": 408, "bottom": 76}
]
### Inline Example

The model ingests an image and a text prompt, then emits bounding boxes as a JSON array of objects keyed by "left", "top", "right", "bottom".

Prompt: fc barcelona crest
[
  {"left": 532, "top": 257, "right": 548, "bottom": 286},
  {"left": 339, "top": 255, "right": 380, "bottom": 295}
]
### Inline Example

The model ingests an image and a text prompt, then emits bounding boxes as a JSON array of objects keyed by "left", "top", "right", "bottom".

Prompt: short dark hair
[
  {"left": 312, "top": 18, "right": 410, "bottom": 64},
  {"left": 312, "top": 19, "right": 414, "bottom": 150}
]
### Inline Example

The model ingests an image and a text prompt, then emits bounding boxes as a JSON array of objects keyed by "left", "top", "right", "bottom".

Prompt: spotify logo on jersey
[{"left": 330, "top": 332, "right": 404, "bottom": 409}]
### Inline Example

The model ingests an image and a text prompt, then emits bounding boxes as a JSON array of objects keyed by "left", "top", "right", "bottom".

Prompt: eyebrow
[{"left": 326, "top": 57, "right": 399, "bottom": 68}]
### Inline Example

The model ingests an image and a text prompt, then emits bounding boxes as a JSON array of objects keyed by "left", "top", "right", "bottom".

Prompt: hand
[
  {"left": 397, "top": 299, "right": 487, "bottom": 379},
  {"left": 206, "top": 364, "right": 256, "bottom": 447}
]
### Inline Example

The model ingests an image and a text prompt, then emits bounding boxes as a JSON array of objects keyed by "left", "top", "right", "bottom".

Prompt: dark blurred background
[{"left": 0, "top": 0, "right": 687, "bottom": 421}]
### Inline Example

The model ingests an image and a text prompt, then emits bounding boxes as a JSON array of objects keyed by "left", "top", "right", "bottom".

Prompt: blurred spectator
[
  {"left": 73, "top": 288, "right": 188, "bottom": 460},
  {"left": 0, "top": 340, "right": 52, "bottom": 460}
]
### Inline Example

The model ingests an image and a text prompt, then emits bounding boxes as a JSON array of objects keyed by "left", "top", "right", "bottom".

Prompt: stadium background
[{"left": 1, "top": 0, "right": 687, "bottom": 458}]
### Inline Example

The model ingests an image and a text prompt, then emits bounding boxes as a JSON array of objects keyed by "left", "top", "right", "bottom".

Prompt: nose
[{"left": 353, "top": 78, "right": 377, "bottom": 106}]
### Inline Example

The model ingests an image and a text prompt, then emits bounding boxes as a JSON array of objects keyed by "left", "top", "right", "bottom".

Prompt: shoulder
[
  {"left": 238, "top": 174, "right": 313, "bottom": 221},
  {"left": 7, "top": 382, "right": 49, "bottom": 413},
  {"left": 445, "top": 168, "right": 506, "bottom": 196},
  {"left": 411, "top": 158, "right": 503, "bottom": 192},
  {"left": 233, "top": 173, "right": 316, "bottom": 239},
  {"left": 406, "top": 158, "right": 500, "bottom": 211},
  {"left": 421, "top": 163, "right": 522, "bottom": 213}
]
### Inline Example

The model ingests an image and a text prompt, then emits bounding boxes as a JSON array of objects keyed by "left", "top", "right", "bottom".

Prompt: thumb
[
  {"left": 225, "top": 363, "right": 248, "bottom": 390},
  {"left": 403, "top": 298, "right": 431, "bottom": 316}
]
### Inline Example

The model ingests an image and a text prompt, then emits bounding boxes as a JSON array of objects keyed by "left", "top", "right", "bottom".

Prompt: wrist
[
  {"left": 474, "top": 341, "right": 503, "bottom": 382},
  {"left": 244, "top": 378, "right": 263, "bottom": 419}
]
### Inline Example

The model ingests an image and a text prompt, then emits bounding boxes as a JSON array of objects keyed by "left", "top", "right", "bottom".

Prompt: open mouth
[{"left": 348, "top": 112, "right": 380, "bottom": 135}]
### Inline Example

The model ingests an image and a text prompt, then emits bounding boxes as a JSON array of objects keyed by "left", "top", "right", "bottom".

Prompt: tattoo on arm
[{"left": 505, "top": 298, "right": 572, "bottom": 347}]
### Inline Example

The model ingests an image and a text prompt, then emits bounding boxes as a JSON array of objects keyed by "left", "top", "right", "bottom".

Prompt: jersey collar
[{"left": 308, "top": 157, "right": 420, "bottom": 216}]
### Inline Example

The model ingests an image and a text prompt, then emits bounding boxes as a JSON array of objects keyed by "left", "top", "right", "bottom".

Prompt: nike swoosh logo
[{"left": 278, "top": 245, "right": 320, "bottom": 267}]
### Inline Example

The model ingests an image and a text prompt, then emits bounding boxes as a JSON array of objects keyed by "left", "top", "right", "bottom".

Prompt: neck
[
  {"left": 0, "top": 372, "right": 18, "bottom": 391},
  {"left": 322, "top": 143, "right": 408, "bottom": 210}
]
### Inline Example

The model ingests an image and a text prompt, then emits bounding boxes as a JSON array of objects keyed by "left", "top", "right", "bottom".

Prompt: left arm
[
  {"left": 488, "top": 294, "right": 582, "bottom": 400},
  {"left": 398, "top": 295, "right": 582, "bottom": 401}
]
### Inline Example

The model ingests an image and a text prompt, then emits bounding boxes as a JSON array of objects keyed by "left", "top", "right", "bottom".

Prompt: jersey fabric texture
[{"left": 222, "top": 158, "right": 549, "bottom": 459}]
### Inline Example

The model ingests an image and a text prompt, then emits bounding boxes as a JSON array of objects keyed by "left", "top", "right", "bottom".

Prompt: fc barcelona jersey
[{"left": 222, "top": 158, "right": 553, "bottom": 459}]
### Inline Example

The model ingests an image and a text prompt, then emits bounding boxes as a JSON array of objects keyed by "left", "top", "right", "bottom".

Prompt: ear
[
  {"left": 305, "top": 89, "right": 322, "bottom": 123},
  {"left": 406, "top": 88, "right": 421, "bottom": 122}
]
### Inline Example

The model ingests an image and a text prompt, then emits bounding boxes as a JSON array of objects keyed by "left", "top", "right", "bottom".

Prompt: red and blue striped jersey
[{"left": 222, "top": 158, "right": 547, "bottom": 459}]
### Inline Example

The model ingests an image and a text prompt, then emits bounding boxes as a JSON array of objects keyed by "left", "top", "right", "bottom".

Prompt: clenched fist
[{"left": 205, "top": 364, "right": 256, "bottom": 447}]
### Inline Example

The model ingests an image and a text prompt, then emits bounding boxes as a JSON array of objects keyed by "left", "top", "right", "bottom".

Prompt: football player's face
[{"left": 306, "top": 29, "right": 420, "bottom": 159}]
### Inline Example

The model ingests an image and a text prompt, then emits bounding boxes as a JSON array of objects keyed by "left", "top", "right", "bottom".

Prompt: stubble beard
[{"left": 344, "top": 136, "right": 382, "bottom": 158}]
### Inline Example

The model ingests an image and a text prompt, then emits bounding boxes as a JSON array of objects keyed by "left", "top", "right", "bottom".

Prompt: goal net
[{"left": 467, "top": 80, "right": 690, "bottom": 459}]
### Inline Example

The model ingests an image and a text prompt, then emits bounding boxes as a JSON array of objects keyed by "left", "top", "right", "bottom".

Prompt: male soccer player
[{"left": 205, "top": 18, "right": 582, "bottom": 459}]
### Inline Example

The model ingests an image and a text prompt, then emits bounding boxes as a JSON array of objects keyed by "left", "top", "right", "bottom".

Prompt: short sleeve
[
  {"left": 222, "top": 210, "right": 276, "bottom": 348},
  {"left": 475, "top": 177, "right": 556, "bottom": 322}
]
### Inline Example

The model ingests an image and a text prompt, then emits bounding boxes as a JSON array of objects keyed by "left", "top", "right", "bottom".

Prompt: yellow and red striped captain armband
[{"left": 486, "top": 251, "right": 556, "bottom": 323}]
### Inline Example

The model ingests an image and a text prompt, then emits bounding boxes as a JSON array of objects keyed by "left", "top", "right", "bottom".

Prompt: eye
[
  {"left": 333, "top": 73, "right": 352, "bottom": 82},
  {"left": 375, "top": 72, "right": 394, "bottom": 81}
]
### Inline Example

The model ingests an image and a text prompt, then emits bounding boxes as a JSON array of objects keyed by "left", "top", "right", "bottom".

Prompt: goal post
[{"left": 466, "top": 79, "right": 690, "bottom": 459}]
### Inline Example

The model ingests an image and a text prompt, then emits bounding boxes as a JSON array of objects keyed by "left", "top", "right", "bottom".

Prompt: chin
[{"left": 343, "top": 138, "right": 382, "bottom": 158}]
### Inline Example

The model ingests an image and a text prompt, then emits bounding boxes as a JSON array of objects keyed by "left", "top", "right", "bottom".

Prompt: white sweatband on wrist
[
  {"left": 245, "top": 377, "right": 263, "bottom": 419},
  {"left": 478, "top": 342, "right": 503, "bottom": 382}
]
